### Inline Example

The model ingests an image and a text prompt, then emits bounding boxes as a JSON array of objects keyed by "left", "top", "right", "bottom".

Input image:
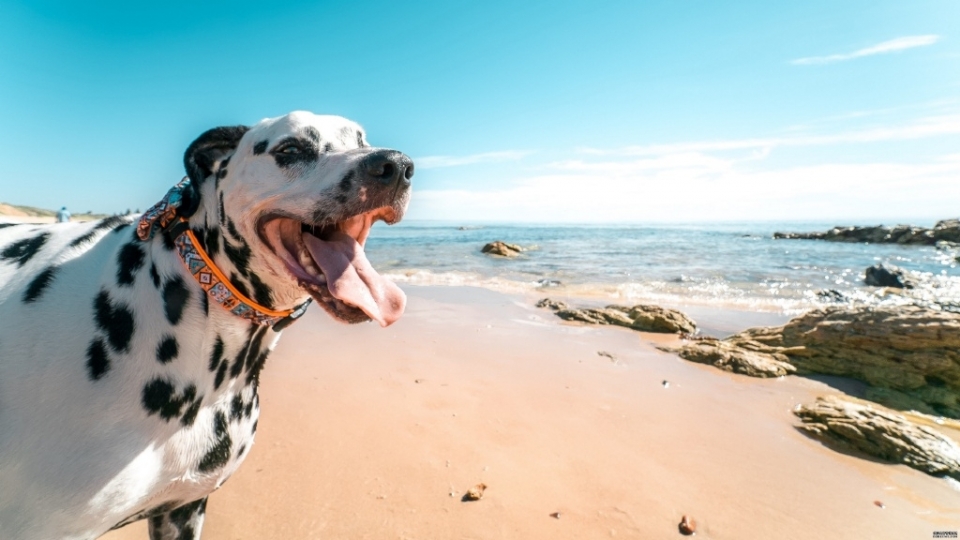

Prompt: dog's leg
[{"left": 147, "top": 497, "right": 207, "bottom": 540}]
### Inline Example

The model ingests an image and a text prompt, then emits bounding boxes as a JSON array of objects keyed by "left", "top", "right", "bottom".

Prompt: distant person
[{"left": 56, "top": 206, "right": 71, "bottom": 222}]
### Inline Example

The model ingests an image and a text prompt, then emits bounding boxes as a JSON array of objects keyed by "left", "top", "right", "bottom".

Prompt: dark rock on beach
[
  {"left": 538, "top": 298, "right": 697, "bottom": 334},
  {"left": 773, "top": 219, "right": 960, "bottom": 246},
  {"left": 863, "top": 263, "right": 916, "bottom": 289},
  {"left": 795, "top": 396, "right": 960, "bottom": 480},
  {"left": 668, "top": 305, "right": 960, "bottom": 418},
  {"left": 481, "top": 241, "right": 523, "bottom": 257}
]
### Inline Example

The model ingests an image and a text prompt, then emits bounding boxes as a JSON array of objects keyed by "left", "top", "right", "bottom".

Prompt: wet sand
[{"left": 104, "top": 285, "right": 959, "bottom": 539}]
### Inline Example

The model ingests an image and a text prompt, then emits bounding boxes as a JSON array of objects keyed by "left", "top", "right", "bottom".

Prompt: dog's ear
[
  {"left": 180, "top": 125, "right": 249, "bottom": 217},
  {"left": 184, "top": 125, "right": 249, "bottom": 184}
]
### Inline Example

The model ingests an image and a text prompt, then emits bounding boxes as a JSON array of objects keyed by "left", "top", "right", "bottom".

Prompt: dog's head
[{"left": 181, "top": 111, "right": 412, "bottom": 326}]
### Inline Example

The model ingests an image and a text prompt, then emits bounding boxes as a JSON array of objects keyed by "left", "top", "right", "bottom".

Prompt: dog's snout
[{"left": 360, "top": 150, "right": 414, "bottom": 187}]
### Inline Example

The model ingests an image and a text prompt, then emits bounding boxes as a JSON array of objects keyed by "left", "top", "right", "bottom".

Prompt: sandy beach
[{"left": 102, "top": 285, "right": 960, "bottom": 540}]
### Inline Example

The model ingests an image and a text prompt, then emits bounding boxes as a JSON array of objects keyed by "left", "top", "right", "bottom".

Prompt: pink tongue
[{"left": 302, "top": 231, "right": 406, "bottom": 327}]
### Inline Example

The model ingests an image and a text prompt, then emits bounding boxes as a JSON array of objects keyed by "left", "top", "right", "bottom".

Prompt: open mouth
[{"left": 258, "top": 208, "right": 406, "bottom": 326}]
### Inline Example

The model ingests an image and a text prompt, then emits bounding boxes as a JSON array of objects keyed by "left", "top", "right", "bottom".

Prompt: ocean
[{"left": 365, "top": 221, "right": 960, "bottom": 314}]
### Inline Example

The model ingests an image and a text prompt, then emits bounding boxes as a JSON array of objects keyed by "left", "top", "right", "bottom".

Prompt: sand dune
[{"left": 103, "top": 286, "right": 959, "bottom": 539}]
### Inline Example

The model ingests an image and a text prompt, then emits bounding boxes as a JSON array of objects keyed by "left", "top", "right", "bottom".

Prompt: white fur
[{"left": 0, "top": 111, "right": 409, "bottom": 539}]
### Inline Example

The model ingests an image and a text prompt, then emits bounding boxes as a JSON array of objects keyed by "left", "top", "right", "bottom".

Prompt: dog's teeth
[
  {"left": 316, "top": 273, "right": 327, "bottom": 284},
  {"left": 298, "top": 248, "right": 312, "bottom": 268}
]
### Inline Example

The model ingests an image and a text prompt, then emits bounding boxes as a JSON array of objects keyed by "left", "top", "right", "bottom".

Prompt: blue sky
[{"left": 1, "top": 0, "right": 958, "bottom": 223}]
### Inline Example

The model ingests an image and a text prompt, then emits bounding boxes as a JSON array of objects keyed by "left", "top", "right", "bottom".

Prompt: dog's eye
[{"left": 279, "top": 146, "right": 301, "bottom": 155}]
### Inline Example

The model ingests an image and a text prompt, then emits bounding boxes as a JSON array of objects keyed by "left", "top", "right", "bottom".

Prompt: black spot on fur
[
  {"left": 324, "top": 142, "right": 334, "bottom": 152},
  {"left": 230, "top": 394, "right": 243, "bottom": 421},
  {"left": 252, "top": 419, "right": 258, "bottom": 434},
  {"left": 116, "top": 242, "right": 145, "bottom": 286},
  {"left": 237, "top": 444, "right": 247, "bottom": 457},
  {"left": 208, "top": 336, "right": 224, "bottom": 371},
  {"left": 162, "top": 276, "right": 190, "bottom": 325},
  {"left": 214, "top": 362, "right": 228, "bottom": 390},
  {"left": 162, "top": 231, "right": 176, "bottom": 251},
  {"left": 142, "top": 379, "right": 198, "bottom": 422},
  {"left": 230, "top": 326, "right": 263, "bottom": 379},
  {"left": 206, "top": 227, "right": 220, "bottom": 256},
  {"left": 304, "top": 126, "right": 320, "bottom": 142},
  {"left": 225, "top": 217, "right": 241, "bottom": 241},
  {"left": 218, "top": 192, "right": 226, "bottom": 226},
  {"left": 223, "top": 238, "right": 251, "bottom": 276},
  {"left": 157, "top": 335, "right": 179, "bottom": 364},
  {"left": 248, "top": 272, "right": 273, "bottom": 307},
  {"left": 271, "top": 136, "right": 319, "bottom": 168},
  {"left": 69, "top": 216, "right": 128, "bottom": 248},
  {"left": 253, "top": 140, "right": 268, "bottom": 155},
  {"left": 180, "top": 399, "right": 202, "bottom": 427},
  {"left": 94, "top": 290, "right": 135, "bottom": 353},
  {"left": 246, "top": 350, "right": 271, "bottom": 386},
  {"left": 1, "top": 232, "right": 50, "bottom": 266},
  {"left": 244, "top": 400, "right": 254, "bottom": 418},
  {"left": 200, "top": 290, "right": 209, "bottom": 316},
  {"left": 198, "top": 412, "right": 232, "bottom": 472},
  {"left": 86, "top": 338, "right": 110, "bottom": 381},
  {"left": 230, "top": 272, "right": 251, "bottom": 298},
  {"left": 22, "top": 266, "right": 58, "bottom": 303},
  {"left": 149, "top": 263, "right": 160, "bottom": 288},
  {"left": 338, "top": 170, "right": 355, "bottom": 191},
  {"left": 113, "top": 222, "right": 130, "bottom": 234},
  {"left": 217, "top": 167, "right": 228, "bottom": 179}
]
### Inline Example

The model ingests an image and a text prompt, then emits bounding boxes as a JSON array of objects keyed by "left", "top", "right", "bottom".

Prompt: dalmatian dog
[{"left": 0, "top": 111, "right": 412, "bottom": 539}]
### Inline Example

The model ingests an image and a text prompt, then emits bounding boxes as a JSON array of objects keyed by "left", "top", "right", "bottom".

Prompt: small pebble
[
  {"left": 550, "top": 512, "right": 561, "bottom": 519},
  {"left": 678, "top": 515, "right": 697, "bottom": 536},
  {"left": 874, "top": 500, "right": 885, "bottom": 509},
  {"left": 462, "top": 483, "right": 487, "bottom": 501},
  {"left": 662, "top": 380, "right": 670, "bottom": 388}
]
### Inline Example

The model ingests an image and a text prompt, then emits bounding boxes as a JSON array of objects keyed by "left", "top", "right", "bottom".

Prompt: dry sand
[{"left": 101, "top": 285, "right": 960, "bottom": 539}]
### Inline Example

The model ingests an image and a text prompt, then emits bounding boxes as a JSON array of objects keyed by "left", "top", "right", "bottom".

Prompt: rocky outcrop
[
  {"left": 535, "top": 298, "right": 569, "bottom": 311},
  {"left": 668, "top": 334, "right": 796, "bottom": 377},
  {"left": 773, "top": 219, "right": 960, "bottom": 246},
  {"left": 481, "top": 241, "right": 523, "bottom": 257},
  {"left": 795, "top": 396, "right": 960, "bottom": 480},
  {"left": 670, "top": 306, "right": 960, "bottom": 417},
  {"left": 538, "top": 298, "right": 697, "bottom": 334},
  {"left": 864, "top": 263, "right": 917, "bottom": 289}
]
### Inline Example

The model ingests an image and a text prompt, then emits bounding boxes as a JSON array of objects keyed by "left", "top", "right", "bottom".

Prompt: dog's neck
[{"left": 182, "top": 173, "right": 310, "bottom": 315}]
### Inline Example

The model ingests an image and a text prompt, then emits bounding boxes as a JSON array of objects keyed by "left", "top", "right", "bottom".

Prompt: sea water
[{"left": 365, "top": 221, "right": 960, "bottom": 314}]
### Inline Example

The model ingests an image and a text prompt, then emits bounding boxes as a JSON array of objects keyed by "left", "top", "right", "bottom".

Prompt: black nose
[{"left": 359, "top": 150, "right": 414, "bottom": 187}]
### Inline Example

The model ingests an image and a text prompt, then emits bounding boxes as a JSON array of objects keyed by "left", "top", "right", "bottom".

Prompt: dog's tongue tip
[{"left": 301, "top": 231, "right": 405, "bottom": 325}]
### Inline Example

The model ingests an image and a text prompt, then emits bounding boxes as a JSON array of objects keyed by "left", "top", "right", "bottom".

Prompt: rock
[
  {"left": 795, "top": 396, "right": 960, "bottom": 480},
  {"left": 774, "top": 220, "right": 960, "bottom": 246},
  {"left": 555, "top": 304, "right": 697, "bottom": 334},
  {"left": 536, "top": 298, "right": 569, "bottom": 311},
  {"left": 863, "top": 263, "right": 916, "bottom": 289},
  {"left": 462, "top": 483, "right": 487, "bottom": 501},
  {"left": 667, "top": 336, "right": 796, "bottom": 377},
  {"left": 537, "top": 278, "right": 561, "bottom": 288},
  {"left": 669, "top": 306, "right": 960, "bottom": 418},
  {"left": 481, "top": 241, "right": 523, "bottom": 257},
  {"left": 816, "top": 289, "right": 848, "bottom": 303},
  {"left": 678, "top": 515, "right": 697, "bottom": 536}
]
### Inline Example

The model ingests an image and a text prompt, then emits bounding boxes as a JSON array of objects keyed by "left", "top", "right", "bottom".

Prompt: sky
[{"left": 1, "top": 0, "right": 958, "bottom": 224}]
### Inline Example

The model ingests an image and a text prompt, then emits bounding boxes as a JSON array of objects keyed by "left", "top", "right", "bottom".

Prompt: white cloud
[
  {"left": 407, "top": 157, "right": 960, "bottom": 223},
  {"left": 415, "top": 150, "right": 532, "bottom": 169},
  {"left": 579, "top": 113, "right": 960, "bottom": 157},
  {"left": 407, "top": 112, "right": 960, "bottom": 223},
  {"left": 792, "top": 35, "right": 940, "bottom": 65}
]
